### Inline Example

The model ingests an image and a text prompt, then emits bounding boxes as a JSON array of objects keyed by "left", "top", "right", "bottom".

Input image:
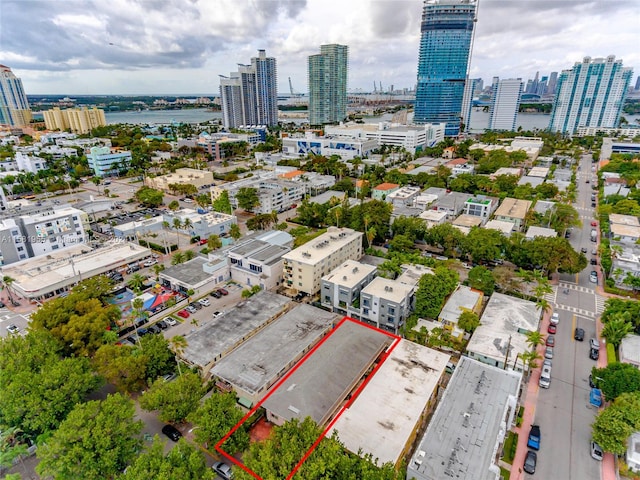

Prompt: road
[{"left": 527, "top": 153, "right": 604, "bottom": 479}]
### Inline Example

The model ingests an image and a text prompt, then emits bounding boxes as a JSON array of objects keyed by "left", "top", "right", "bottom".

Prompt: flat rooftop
[
  {"left": 610, "top": 213, "right": 640, "bottom": 226},
  {"left": 453, "top": 214, "right": 483, "bottom": 228},
  {"left": 181, "top": 291, "right": 291, "bottom": 370},
  {"left": 283, "top": 227, "right": 362, "bottom": 266},
  {"left": 611, "top": 223, "right": 640, "bottom": 238},
  {"left": 494, "top": 197, "right": 532, "bottom": 220},
  {"left": 484, "top": 219, "right": 516, "bottom": 235},
  {"left": 620, "top": 334, "right": 640, "bottom": 366},
  {"left": 262, "top": 319, "right": 394, "bottom": 426},
  {"left": 161, "top": 257, "right": 212, "bottom": 285},
  {"left": 407, "top": 356, "right": 521, "bottom": 480},
  {"left": 528, "top": 166, "right": 550, "bottom": 178},
  {"left": 526, "top": 226, "right": 557, "bottom": 239},
  {"left": 439, "top": 285, "right": 482, "bottom": 324},
  {"left": 322, "top": 260, "right": 376, "bottom": 289},
  {"left": 330, "top": 340, "right": 449, "bottom": 466},
  {"left": 419, "top": 210, "right": 449, "bottom": 222},
  {"left": 361, "top": 277, "right": 414, "bottom": 303},
  {"left": 210, "top": 304, "right": 339, "bottom": 396},
  {"left": 480, "top": 292, "right": 540, "bottom": 333}
]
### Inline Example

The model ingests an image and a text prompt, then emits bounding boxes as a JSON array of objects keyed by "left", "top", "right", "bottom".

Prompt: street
[{"left": 525, "top": 153, "right": 604, "bottom": 479}]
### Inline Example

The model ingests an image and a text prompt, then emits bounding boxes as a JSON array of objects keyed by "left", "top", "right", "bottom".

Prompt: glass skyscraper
[
  {"left": 308, "top": 44, "right": 348, "bottom": 126},
  {"left": 0, "top": 64, "right": 31, "bottom": 127},
  {"left": 549, "top": 56, "right": 632, "bottom": 134},
  {"left": 414, "top": 0, "right": 476, "bottom": 136}
]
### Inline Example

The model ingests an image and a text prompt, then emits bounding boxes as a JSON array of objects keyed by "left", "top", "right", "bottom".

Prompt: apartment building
[
  {"left": 493, "top": 197, "right": 532, "bottom": 231},
  {"left": 162, "top": 209, "right": 236, "bottom": 239},
  {"left": 221, "top": 177, "right": 306, "bottom": 215},
  {"left": 282, "top": 227, "right": 363, "bottom": 295},
  {"left": 281, "top": 132, "right": 377, "bottom": 161},
  {"left": 321, "top": 259, "right": 377, "bottom": 316},
  {"left": 43, "top": 107, "right": 107, "bottom": 134},
  {"left": 14, "top": 152, "right": 48, "bottom": 173},
  {"left": 463, "top": 195, "right": 500, "bottom": 224},
  {"left": 386, "top": 186, "right": 421, "bottom": 207},
  {"left": 371, "top": 182, "right": 400, "bottom": 201},
  {"left": 360, "top": 277, "right": 416, "bottom": 333},
  {"left": 86, "top": 146, "right": 133, "bottom": 177},
  {"left": 227, "top": 238, "right": 291, "bottom": 290}
]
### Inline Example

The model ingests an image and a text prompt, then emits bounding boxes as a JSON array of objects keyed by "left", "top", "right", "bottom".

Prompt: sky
[{"left": 1, "top": 0, "right": 639, "bottom": 96}]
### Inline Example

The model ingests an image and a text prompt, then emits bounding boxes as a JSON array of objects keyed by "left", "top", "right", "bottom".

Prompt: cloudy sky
[{"left": 1, "top": 0, "right": 638, "bottom": 95}]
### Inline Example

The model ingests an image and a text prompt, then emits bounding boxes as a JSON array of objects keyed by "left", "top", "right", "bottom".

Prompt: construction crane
[{"left": 288, "top": 77, "right": 301, "bottom": 97}]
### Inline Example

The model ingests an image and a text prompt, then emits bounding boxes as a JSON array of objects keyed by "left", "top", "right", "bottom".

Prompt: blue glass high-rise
[{"left": 414, "top": 0, "right": 476, "bottom": 136}]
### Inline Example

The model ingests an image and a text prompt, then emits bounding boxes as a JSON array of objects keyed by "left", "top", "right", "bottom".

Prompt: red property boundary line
[{"left": 214, "top": 316, "right": 401, "bottom": 480}]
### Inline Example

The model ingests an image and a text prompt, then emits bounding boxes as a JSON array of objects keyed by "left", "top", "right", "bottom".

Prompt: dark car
[
  {"left": 524, "top": 450, "right": 537, "bottom": 474},
  {"left": 575, "top": 327, "right": 585, "bottom": 341},
  {"left": 210, "top": 290, "right": 222, "bottom": 298},
  {"left": 137, "top": 327, "right": 149, "bottom": 336},
  {"left": 217, "top": 288, "right": 229, "bottom": 296},
  {"left": 212, "top": 461, "right": 233, "bottom": 480},
  {"left": 527, "top": 425, "right": 541, "bottom": 450},
  {"left": 590, "top": 348, "right": 600, "bottom": 360},
  {"left": 156, "top": 320, "right": 168, "bottom": 330},
  {"left": 161, "top": 424, "right": 182, "bottom": 442},
  {"left": 0, "top": 301, "right": 5, "bottom": 308},
  {"left": 189, "top": 302, "right": 202, "bottom": 310},
  {"left": 546, "top": 335, "right": 555, "bottom": 347},
  {"left": 148, "top": 325, "right": 161, "bottom": 334},
  {"left": 589, "top": 374, "right": 596, "bottom": 388},
  {"left": 581, "top": 247, "right": 588, "bottom": 254},
  {"left": 590, "top": 258, "right": 598, "bottom": 265}
]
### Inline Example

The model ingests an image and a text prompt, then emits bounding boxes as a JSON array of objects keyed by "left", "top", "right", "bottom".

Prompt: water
[{"left": 105, "top": 108, "right": 222, "bottom": 125}]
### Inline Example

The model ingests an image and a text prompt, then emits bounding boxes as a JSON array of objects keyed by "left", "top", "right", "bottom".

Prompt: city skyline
[{"left": 1, "top": 0, "right": 638, "bottom": 95}]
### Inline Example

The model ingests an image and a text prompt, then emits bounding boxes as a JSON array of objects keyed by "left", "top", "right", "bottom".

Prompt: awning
[{"left": 238, "top": 397, "right": 253, "bottom": 409}]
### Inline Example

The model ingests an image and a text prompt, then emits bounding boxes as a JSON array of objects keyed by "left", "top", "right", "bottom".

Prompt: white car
[
  {"left": 6, "top": 324, "right": 20, "bottom": 335},
  {"left": 212, "top": 311, "right": 223, "bottom": 318},
  {"left": 165, "top": 317, "right": 177, "bottom": 326},
  {"left": 550, "top": 312, "right": 559, "bottom": 325},
  {"left": 143, "top": 259, "right": 158, "bottom": 267},
  {"left": 198, "top": 298, "right": 210, "bottom": 307}
]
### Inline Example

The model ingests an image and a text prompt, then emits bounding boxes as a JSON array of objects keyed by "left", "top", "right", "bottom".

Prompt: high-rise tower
[
  {"left": 219, "top": 50, "right": 278, "bottom": 129},
  {"left": 308, "top": 44, "right": 348, "bottom": 126},
  {"left": 414, "top": 0, "right": 476, "bottom": 136},
  {"left": 488, "top": 78, "right": 523, "bottom": 131},
  {"left": 0, "top": 65, "right": 32, "bottom": 127},
  {"left": 549, "top": 56, "right": 632, "bottom": 134}
]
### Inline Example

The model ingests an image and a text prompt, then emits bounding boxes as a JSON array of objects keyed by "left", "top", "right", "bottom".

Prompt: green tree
[
  {"left": 229, "top": 223, "right": 241, "bottom": 241},
  {"left": 601, "top": 312, "right": 634, "bottom": 348},
  {"left": 414, "top": 267, "right": 459, "bottom": 319},
  {"left": 121, "top": 437, "right": 214, "bottom": 480},
  {"left": 426, "top": 223, "right": 465, "bottom": 257},
  {"left": 388, "top": 234, "right": 416, "bottom": 253},
  {"left": 207, "top": 234, "right": 223, "bottom": 250},
  {"left": 525, "top": 330, "right": 545, "bottom": 350},
  {"left": 236, "top": 187, "right": 260, "bottom": 212},
  {"left": 127, "top": 272, "right": 147, "bottom": 293},
  {"left": 168, "top": 200, "right": 180, "bottom": 211},
  {"left": 592, "top": 392, "right": 640, "bottom": 455},
  {"left": 187, "top": 392, "right": 249, "bottom": 453},
  {"left": 592, "top": 363, "right": 640, "bottom": 402},
  {"left": 135, "top": 186, "right": 164, "bottom": 208},
  {"left": 139, "top": 371, "right": 205, "bottom": 423},
  {"left": 93, "top": 343, "right": 148, "bottom": 393},
  {"left": 467, "top": 266, "right": 496, "bottom": 295},
  {"left": 212, "top": 190, "right": 233, "bottom": 214},
  {"left": 139, "top": 334, "right": 175, "bottom": 382},
  {"left": 171, "top": 251, "right": 185, "bottom": 265},
  {"left": 36, "top": 393, "right": 143, "bottom": 480},
  {"left": 0, "top": 426, "right": 29, "bottom": 475},
  {"left": 463, "top": 228, "right": 505, "bottom": 264},
  {"left": 458, "top": 311, "right": 480, "bottom": 333},
  {"left": 184, "top": 249, "right": 196, "bottom": 261}
]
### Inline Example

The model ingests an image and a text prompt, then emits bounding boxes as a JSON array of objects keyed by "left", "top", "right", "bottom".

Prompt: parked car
[
  {"left": 590, "top": 338, "right": 600, "bottom": 350},
  {"left": 198, "top": 238, "right": 208, "bottom": 245},
  {"left": 161, "top": 424, "right": 182, "bottom": 442},
  {"left": 189, "top": 302, "right": 202, "bottom": 310},
  {"left": 148, "top": 325, "right": 161, "bottom": 334},
  {"left": 590, "top": 271, "right": 598, "bottom": 283},
  {"left": 589, "top": 374, "right": 596, "bottom": 388},
  {"left": 177, "top": 309, "right": 190, "bottom": 318},
  {"left": 546, "top": 335, "right": 555, "bottom": 347},
  {"left": 527, "top": 425, "right": 541, "bottom": 450},
  {"left": 212, "top": 311, "right": 223, "bottom": 318},
  {"left": 198, "top": 298, "right": 210, "bottom": 307},
  {"left": 210, "top": 290, "right": 222, "bottom": 298},
  {"left": 591, "top": 441, "right": 604, "bottom": 461},
  {"left": 590, "top": 258, "right": 598, "bottom": 265},
  {"left": 6, "top": 324, "right": 20, "bottom": 335},
  {"left": 544, "top": 346, "right": 554, "bottom": 359},
  {"left": 185, "top": 305, "right": 198, "bottom": 314},
  {"left": 156, "top": 320, "right": 168, "bottom": 330},
  {"left": 543, "top": 358, "right": 552, "bottom": 368},
  {"left": 137, "top": 327, "right": 149, "bottom": 336},
  {"left": 166, "top": 317, "right": 178, "bottom": 326},
  {"left": 212, "top": 461, "right": 233, "bottom": 480},
  {"left": 574, "top": 328, "right": 585, "bottom": 341},
  {"left": 547, "top": 324, "right": 557, "bottom": 334},
  {"left": 126, "top": 264, "right": 140, "bottom": 274},
  {"left": 0, "top": 301, "right": 5, "bottom": 308},
  {"left": 143, "top": 259, "right": 158, "bottom": 267},
  {"left": 581, "top": 247, "right": 588, "bottom": 253},
  {"left": 590, "top": 348, "right": 599, "bottom": 360},
  {"left": 217, "top": 288, "right": 229, "bottom": 296},
  {"left": 550, "top": 312, "right": 560, "bottom": 325},
  {"left": 591, "top": 221, "right": 598, "bottom": 227},
  {"left": 523, "top": 450, "right": 537, "bottom": 474}
]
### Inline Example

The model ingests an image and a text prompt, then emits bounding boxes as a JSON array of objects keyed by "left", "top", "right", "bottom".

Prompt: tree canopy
[
  {"left": 135, "top": 186, "right": 164, "bottom": 208},
  {"left": 592, "top": 363, "right": 640, "bottom": 402},
  {"left": 593, "top": 391, "right": 640, "bottom": 455},
  {"left": 236, "top": 187, "right": 260, "bottom": 212},
  {"left": 139, "top": 371, "right": 205, "bottom": 423},
  {"left": 414, "top": 266, "right": 459, "bottom": 319}
]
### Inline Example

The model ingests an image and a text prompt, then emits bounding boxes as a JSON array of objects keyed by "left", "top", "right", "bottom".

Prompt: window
[
  {"left": 17, "top": 246, "right": 24, "bottom": 252},
  {"left": 388, "top": 307, "right": 395, "bottom": 315},
  {"left": 324, "top": 296, "right": 331, "bottom": 302},
  {"left": 363, "top": 308, "right": 369, "bottom": 315},
  {"left": 52, "top": 244, "right": 59, "bottom": 250},
  {"left": 363, "top": 299, "right": 370, "bottom": 307}
]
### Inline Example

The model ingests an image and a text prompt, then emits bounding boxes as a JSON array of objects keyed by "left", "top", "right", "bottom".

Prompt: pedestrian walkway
[
  {"left": 554, "top": 303, "right": 596, "bottom": 319},
  {"left": 595, "top": 296, "right": 607, "bottom": 316},
  {"left": 558, "top": 281, "right": 595, "bottom": 295},
  {"left": 543, "top": 285, "right": 557, "bottom": 304}
]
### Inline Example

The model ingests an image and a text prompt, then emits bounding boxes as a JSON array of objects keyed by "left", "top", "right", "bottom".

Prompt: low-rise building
[
  {"left": 159, "top": 255, "right": 229, "bottom": 296},
  {"left": 145, "top": 168, "right": 214, "bottom": 192},
  {"left": 86, "top": 146, "right": 132, "bottom": 177},
  {"left": 214, "top": 177, "right": 306, "bottom": 215},
  {"left": 627, "top": 432, "right": 640, "bottom": 473},
  {"left": 609, "top": 214, "right": 640, "bottom": 227},
  {"left": 419, "top": 210, "right": 448, "bottom": 228},
  {"left": 611, "top": 223, "right": 640, "bottom": 243},
  {"left": 386, "top": 185, "right": 421, "bottom": 207},
  {"left": 432, "top": 191, "right": 470, "bottom": 219},
  {"left": 601, "top": 137, "right": 640, "bottom": 160},
  {"left": 492, "top": 167, "right": 523, "bottom": 178},
  {"left": 493, "top": 197, "right": 532, "bottom": 231},
  {"left": 466, "top": 292, "right": 541, "bottom": 372},
  {"left": 321, "top": 259, "right": 377, "bottom": 317},
  {"left": 438, "top": 285, "right": 483, "bottom": 332},
  {"left": 525, "top": 226, "right": 558, "bottom": 239},
  {"left": 619, "top": 335, "right": 640, "bottom": 368},
  {"left": 463, "top": 195, "right": 499, "bottom": 223},
  {"left": 227, "top": 237, "right": 290, "bottom": 290},
  {"left": 281, "top": 132, "right": 378, "bottom": 160},
  {"left": 210, "top": 304, "right": 339, "bottom": 406},
  {"left": 14, "top": 152, "right": 48, "bottom": 173},
  {"left": 330, "top": 340, "right": 450, "bottom": 467},
  {"left": 113, "top": 216, "right": 165, "bottom": 241},
  {"left": 282, "top": 227, "right": 363, "bottom": 295},
  {"left": 372, "top": 182, "right": 400, "bottom": 201},
  {"left": 162, "top": 209, "right": 236, "bottom": 240},
  {"left": 528, "top": 166, "right": 550, "bottom": 178},
  {"left": 407, "top": 357, "right": 522, "bottom": 480},
  {"left": 360, "top": 276, "right": 416, "bottom": 333},
  {"left": 452, "top": 214, "right": 483, "bottom": 230},
  {"left": 262, "top": 319, "right": 394, "bottom": 426}
]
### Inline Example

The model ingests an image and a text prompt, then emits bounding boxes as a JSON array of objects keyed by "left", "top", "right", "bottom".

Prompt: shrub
[{"left": 607, "top": 343, "right": 617, "bottom": 363}]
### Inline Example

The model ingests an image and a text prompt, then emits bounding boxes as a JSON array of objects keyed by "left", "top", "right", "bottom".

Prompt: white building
[
  {"left": 14, "top": 152, "right": 48, "bottom": 173},
  {"left": 227, "top": 237, "right": 291, "bottom": 290},
  {"left": 86, "top": 146, "right": 132, "bottom": 177},
  {"left": 488, "top": 78, "right": 523, "bottom": 131},
  {"left": 216, "top": 177, "right": 306, "bottom": 215},
  {"left": 386, "top": 186, "right": 422, "bottom": 207},
  {"left": 282, "top": 227, "right": 363, "bottom": 295},
  {"left": 360, "top": 275, "right": 417, "bottom": 333},
  {"left": 281, "top": 132, "right": 378, "bottom": 160},
  {"left": 321, "top": 259, "right": 377, "bottom": 317},
  {"left": 162, "top": 209, "right": 237, "bottom": 240}
]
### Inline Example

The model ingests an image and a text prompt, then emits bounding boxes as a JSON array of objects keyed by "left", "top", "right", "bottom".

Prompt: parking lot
[{"left": 0, "top": 307, "right": 31, "bottom": 339}]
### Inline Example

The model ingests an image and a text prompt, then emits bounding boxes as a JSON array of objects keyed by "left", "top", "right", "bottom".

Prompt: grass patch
[
  {"left": 607, "top": 343, "right": 617, "bottom": 363},
  {"left": 516, "top": 406, "right": 525, "bottom": 427},
  {"left": 500, "top": 466, "right": 511, "bottom": 480},
  {"left": 502, "top": 431, "right": 518, "bottom": 464}
]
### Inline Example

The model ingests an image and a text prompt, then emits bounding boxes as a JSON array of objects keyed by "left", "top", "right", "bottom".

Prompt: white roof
[
  {"left": 322, "top": 260, "right": 376, "bottom": 289},
  {"left": 361, "top": 277, "right": 414, "bottom": 303},
  {"left": 283, "top": 227, "right": 362, "bottom": 265},
  {"left": 526, "top": 226, "right": 557, "bottom": 239},
  {"left": 484, "top": 219, "right": 516, "bottom": 234}
]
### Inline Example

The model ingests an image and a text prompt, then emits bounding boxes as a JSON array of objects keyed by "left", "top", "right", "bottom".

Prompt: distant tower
[
  {"left": 308, "top": 44, "right": 349, "bottom": 126},
  {"left": 461, "top": 78, "right": 477, "bottom": 133},
  {"left": 635, "top": 75, "right": 640, "bottom": 91},
  {"left": 488, "top": 78, "right": 523, "bottom": 131},
  {"left": 0, "top": 65, "right": 32, "bottom": 127},
  {"left": 414, "top": 0, "right": 477, "bottom": 136},
  {"left": 549, "top": 56, "right": 632, "bottom": 134},
  {"left": 547, "top": 72, "right": 558, "bottom": 95},
  {"left": 219, "top": 50, "right": 278, "bottom": 129}
]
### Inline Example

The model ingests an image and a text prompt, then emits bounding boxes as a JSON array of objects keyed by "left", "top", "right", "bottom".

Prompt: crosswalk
[
  {"left": 595, "top": 295, "right": 607, "bottom": 315},
  {"left": 543, "top": 282, "right": 606, "bottom": 321},
  {"left": 554, "top": 303, "right": 596, "bottom": 319},
  {"left": 558, "top": 282, "right": 595, "bottom": 295}
]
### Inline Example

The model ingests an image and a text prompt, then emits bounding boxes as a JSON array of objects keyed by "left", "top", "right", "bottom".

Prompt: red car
[
  {"left": 217, "top": 288, "right": 229, "bottom": 296},
  {"left": 177, "top": 309, "right": 190, "bottom": 318},
  {"left": 199, "top": 238, "right": 208, "bottom": 245},
  {"left": 591, "top": 221, "right": 597, "bottom": 227},
  {"left": 547, "top": 324, "right": 557, "bottom": 334}
]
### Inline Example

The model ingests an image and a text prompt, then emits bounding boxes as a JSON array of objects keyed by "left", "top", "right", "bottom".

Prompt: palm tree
[
  {"left": 184, "top": 250, "right": 196, "bottom": 261},
  {"left": 2, "top": 275, "right": 16, "bottom": 305},
  {"left": 152, "top": 264, "right": 165, "bottom": 280},
  {"left": 127, "top": 273, "right": 146, "bottom": 293},
  {"left": 0, "top": 426, "right": 29, "bottom": 475},
  {"left": 229, "top": 223, "right": 241, "bottom": 241},
  {"left": 536, "top": 298, "right": 552, "bottom": 315},
  {"left": 525, "top": 330, "right": 545, "bottom": 350},
  {"left": 172, "top": 217, "right": 182, "bottom": 245},
  {"left": 601, "top": 313, "right": 634, "bottom": 348},
  {"left": 170, "top": 335, "right": 188, "bottom": 377},
  {"left": 207, "top": 234, "right": 222, "bottom": 250},
  {"left": 171, "top": 252, "right": 185, "bottom": 265},
  {"left": 182, "top": 218, "right": 193, "bottom": 236},
  {"left": 130, "top": 297, "right": 146, "bottom": 348}
]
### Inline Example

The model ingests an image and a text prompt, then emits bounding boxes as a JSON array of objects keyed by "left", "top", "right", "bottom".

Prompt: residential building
[
  {"left": 438, "top": 285, "right": 483, "bottom": 331},
  {"left": 407, "top": 357, "right": 521, "bottom": 480},
  {"left": 145, "top": 168, "right": 214, "bottom": 192},
  {"left": 321, "top": 259, "right": 377, "bottom": 317},
  {"left": 162, "top": 209, "right": 236, "bottom": 240},
  {"left": 466, "top": 292, "right": 541, "bottom": 371},
  {"left": 278, "top": 170, "right": 336, "bottom": 195},
  {"left": 371, "top": 182, "right": 400, "bottom": 201},
  {"left": 414, "top": 0, "right": 477, "bottom": 136},
  {"left": 219, "top": 50, "right": 278, "bottom": 128},
  {"left": 210, "top": 304, "right": 339, "bottom": 406},
  {"left": 86, "top": 146, "right": 132, "bottom": 177},
  {"left": 463, "top": 195, "right": 499, "bottom": 224},
  {"left": 360, "top": 276, "right": 416, "bottom": 333},
  {"left": 308, "top": 44, "right": 349, "bottom": 125},
  {"left": 330, "top": 340, "right": 450, "bottom": 467},
  {"left": 484, "top": 219, "right": 516, "bottom": 236},
  {"left": 419, "top": 209, "right": 449, "bottom": 228},
  {"left": 227, "top": 237, "right": 291, "bottom": 290},
  {"left": 0, "top": 64, "right": 32, "bottom": 127},
  {"left": 492, "top": 167, "right": 523, "bottom": 178},
  {"left": 619, "top": 335, "right": 640, "bottom": 369},
  {"left": 493, "top": 197, "right": 532, "bottom": 231},
  {"left": 601, "top": 137, "right": 640, "bottom": 160},
  {"left": 488, "top": 78, "right": 523, "bottom": 131},
  {"left": 42, "top": 107, "right": 106, "bottom": 134},
  {"left": 198, "top": 131, "right": 263, "bottom": 160},
  {"left": 323, "top": 122, "right": 445, "bottom": 153},
  {"left": 387, "top": 186, "right": 422, "bottom": 208},
  {"left": 461, "top": 78, "right": 477, "bottom": 132},
  {"left": 627, "top": 433, "right": 640, "bottom": 473},
  {"left": 282, "top": 227, "right": 363, "bottom": 295},
  {"left": 215, "top": 177, "right": 305, "bottom": 215},
  {"left": 14, "top": 152, "right": 48, "bottom": 173},
  {"left": 281, "top": 131, "right": 377, "bottom": 160},
  {"left": 611, "top": 223, "right": 640, "bottom": 244},
  {"left": 525, "top": 226, "right": 557, "bottom": 239},
  {"left": 159, "top": 255, "right": 229, "bottom": 297},
  {"left": 549, "top": 56, "right": 632, "bottom": 134},
  {"left": 263, "top": 319, "right": 394, "bottom": 426},
  {"left": 432, "top": 191, "right": 470, "bottom": 219}
]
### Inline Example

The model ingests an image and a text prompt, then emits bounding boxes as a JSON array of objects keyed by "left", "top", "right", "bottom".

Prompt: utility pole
[{"left": 504, "top": 334, "right": 512, "bottom": 370}]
